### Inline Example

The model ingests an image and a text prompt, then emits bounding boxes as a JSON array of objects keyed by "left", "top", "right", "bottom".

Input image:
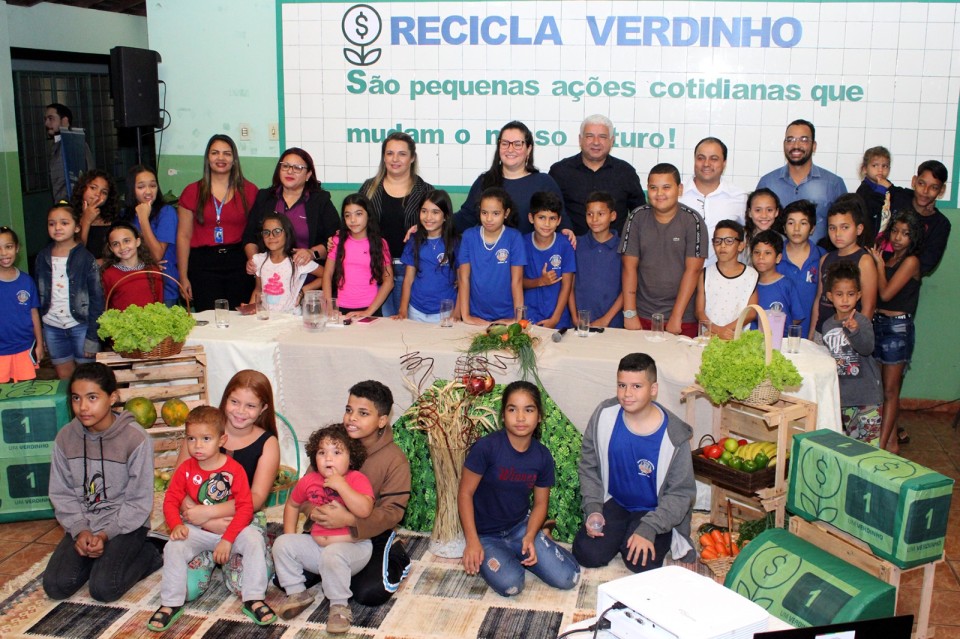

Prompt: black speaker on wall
[{"left": 110, "top": 46, "right": 162, "bottom": 129}]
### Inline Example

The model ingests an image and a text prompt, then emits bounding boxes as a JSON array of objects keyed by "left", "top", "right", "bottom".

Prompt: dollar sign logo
[{"left": 355, "top": 11, "right": 368, "bottom": 39}]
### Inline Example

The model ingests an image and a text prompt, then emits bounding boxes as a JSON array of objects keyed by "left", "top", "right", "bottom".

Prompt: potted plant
[
  {"left": 696, "top": 329, "right": 802, "bottom": 404},
  {"left": 98, "top": 302, "right": 197, "bottom": 359}
]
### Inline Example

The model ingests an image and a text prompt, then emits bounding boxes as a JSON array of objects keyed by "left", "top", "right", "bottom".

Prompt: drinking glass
[
  {"left": 302, "top": 291, "right": 326, "bottom": 332},
  {"left": 577, "top": 309, "right": 591, "bottom": 337},
  {"left": 256, "top": 299, "right": 269, "bottom": 320},
  {"left": 698, "top": 320, "right": 711, "bottom": 345},
  {"left": 515, "top": 306, "right": 527, "bottom": 324},
  {"left": 440, "top": 299, "right": 455, "bottom": 327},
  {"left": 214, "top": 299, "right": 230, "bottom": 328},
  {"left": 648, "top": 312, "right": 665, "bottom": 342},
  {"left": 788, "top": 325, "right": 803, "bottom": 353},
  {"left": 328, "top": 298, "right": 340, "bottom": 325}
]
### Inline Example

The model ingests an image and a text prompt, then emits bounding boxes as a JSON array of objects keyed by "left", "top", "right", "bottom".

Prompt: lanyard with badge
[{"left": 213, "top": 195, "right": 225, "bottom": 244}]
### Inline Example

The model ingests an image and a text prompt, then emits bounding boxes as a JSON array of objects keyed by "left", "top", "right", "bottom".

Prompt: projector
[{"left": 596, "top": 566, "right": 769, "bottom": 639}]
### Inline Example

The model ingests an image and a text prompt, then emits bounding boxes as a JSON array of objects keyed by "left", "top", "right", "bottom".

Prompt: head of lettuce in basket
[
  {"left": 696, "top": 330, "right": 802, "bottom": 404},
  {"left": 97, "top": 302, "right": 196, "bottom": 357}
]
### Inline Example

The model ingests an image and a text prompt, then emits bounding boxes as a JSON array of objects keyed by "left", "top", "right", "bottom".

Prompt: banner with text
[{"left": 279, "top": 1, "right": 959, "bottom": 199}]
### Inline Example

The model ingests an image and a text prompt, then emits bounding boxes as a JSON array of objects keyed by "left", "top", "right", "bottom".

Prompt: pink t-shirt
[
  {"left": 291, "top": 469, "right": 374, "bottom": 538},
  {"left": 328, "top": 236, "right": 391, "bottom": 309}
]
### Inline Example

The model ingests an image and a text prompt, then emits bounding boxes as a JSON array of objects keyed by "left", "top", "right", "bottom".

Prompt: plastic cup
[
  {"left": 256, "top": 299, "right": 269, "bottom": 320},
  {"left": 788, "top": 325, "right": 802, "bottom": 353},
  {"left": 214, "top": 299, "right": 230, "bottom": 328},
  {"left": 440, "top": 299, "right": 455, "bottom": 327},
  {"left": 577, "top": 309, "right": 591, "bottom": 337},
  {"left": 515, "top": 306, "right": 527, "bottom": 323}
]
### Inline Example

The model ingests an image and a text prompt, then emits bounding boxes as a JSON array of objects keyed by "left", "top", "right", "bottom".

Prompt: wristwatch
[{"left": 623, "top": 309, "right": 638, "bottom": 319}]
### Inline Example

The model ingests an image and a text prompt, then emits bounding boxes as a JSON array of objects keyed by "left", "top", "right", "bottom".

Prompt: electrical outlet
[
  {"left": 239, "top": 123, "right": 251, "bottom": 141},
  {"left": 269, "top": 123, "right": 279, "bottom": 141}
]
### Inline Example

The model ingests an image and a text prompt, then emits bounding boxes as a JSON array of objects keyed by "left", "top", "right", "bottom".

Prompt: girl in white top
[{"left": 251, "top": 213, "right": 322, "bottom": 312}]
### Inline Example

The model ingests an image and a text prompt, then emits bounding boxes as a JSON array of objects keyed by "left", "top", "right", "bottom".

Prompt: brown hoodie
[{"left": 354, "top": 424, "right": 411, "bottom": 539}]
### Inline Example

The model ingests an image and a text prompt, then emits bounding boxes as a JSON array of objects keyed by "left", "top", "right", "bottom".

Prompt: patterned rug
[{"left": 0, "top": 528, "right": 719, "bottom": 639}]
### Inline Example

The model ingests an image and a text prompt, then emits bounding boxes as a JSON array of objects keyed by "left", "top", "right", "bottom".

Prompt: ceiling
[{"left": 4, "top": 0, "right": 146, "bottom": 17}]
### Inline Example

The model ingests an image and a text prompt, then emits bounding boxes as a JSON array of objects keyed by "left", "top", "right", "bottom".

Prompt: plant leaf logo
[{"left": 342, "top": 4, "right": 382, "bottom": 67}]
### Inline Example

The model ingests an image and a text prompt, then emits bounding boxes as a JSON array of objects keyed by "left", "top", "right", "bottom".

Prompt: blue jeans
[
  {"left": 572, "top": 499, "right": 673, "bottom": 573},
  {"left": 478, "top": 516, "right": 580, "bottom": 597},
  {"left": 380, "top": 269, "right": 406, "bottom": 317},
  {"left": 43, "top": 323, "right": 92, "bottom": 366}
]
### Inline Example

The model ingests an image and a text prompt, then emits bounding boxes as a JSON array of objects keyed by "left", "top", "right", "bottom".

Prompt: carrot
[
  {"left": 715, "top": 544, "right": 730, "bottom": 558},
  {"left": 722, "top": 531, "right": 733, "bottom": 554},
  {"left": 731, "top": 542, "right": 741, "bottom": 557},
  {"left": 700, "top": 547, "right": 719, "bottom": 561},
  {"left": 699, "top": 533, "right": 715, "bottom": 549},
  {"left": 710, "top": 529, "right": 725, "bottom": 548}
]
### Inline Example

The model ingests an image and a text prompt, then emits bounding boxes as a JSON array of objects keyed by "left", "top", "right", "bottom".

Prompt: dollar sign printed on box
[
  {"left": 0, "top": 380, "right": 71, "bottom": 522},
  {"left": 787, "top": 430, "right": 953, "bottom": 569}
]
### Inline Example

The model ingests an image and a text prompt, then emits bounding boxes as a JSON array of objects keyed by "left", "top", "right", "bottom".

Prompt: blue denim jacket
[{"left": 35, "top": 243, "right": 104, "bottom": 354}]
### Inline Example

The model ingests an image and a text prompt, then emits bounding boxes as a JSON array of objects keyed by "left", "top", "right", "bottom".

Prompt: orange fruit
[
  {"left": 161, "top": 398, "right": 190, "bottom": 428},
  {"left": 124, "top": 397, "right": 157, "bottom": 428}
]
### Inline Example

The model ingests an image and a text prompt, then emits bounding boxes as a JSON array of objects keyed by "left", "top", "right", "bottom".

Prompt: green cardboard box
[
  {"left": 0, "top": 380, "right": 70, "bottom": 522},
  {"left": 788, "top": 430, "right": 953, "bottom": 569},
  {"left": 725, "top": 528, "right": 896, "bottom": 627}
]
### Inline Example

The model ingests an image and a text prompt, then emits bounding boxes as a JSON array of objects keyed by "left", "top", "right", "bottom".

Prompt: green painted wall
[{"left": 0, "top": 3, "right": 26, "bottom": 269}]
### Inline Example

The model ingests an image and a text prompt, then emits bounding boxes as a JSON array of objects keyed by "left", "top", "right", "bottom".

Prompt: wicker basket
[
  {"left": 265, "top": 413, "right": 302, "bottom": 508},
  {"left": 701, "top": 554, "right": 737, "bottom": 578},
  {"left": 104, "top": 271, "right": 189, "bottom": 360},
  {"left": 733, "top": 304, "right": 781, "bottom": 405}
]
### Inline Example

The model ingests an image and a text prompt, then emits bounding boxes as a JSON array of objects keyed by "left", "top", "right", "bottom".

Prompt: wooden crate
[
  {"left": 682, "top": 384, "right": 817, "bottom": 527},
  {"left": 97, "top": 346, "right": 208, "bottom": 466},
  {"left": 790, "top": 517, "right": 940, "bottom": 639}
]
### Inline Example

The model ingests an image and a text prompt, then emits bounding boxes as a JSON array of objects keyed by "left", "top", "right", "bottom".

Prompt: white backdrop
[{"left": 279, "top": 1, "right": 959, "bottom": 200}]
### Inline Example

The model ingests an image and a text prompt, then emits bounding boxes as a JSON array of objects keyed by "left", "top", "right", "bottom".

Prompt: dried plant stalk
[{"left": 404, "top": 380, "right": 498, "bottom": 543}]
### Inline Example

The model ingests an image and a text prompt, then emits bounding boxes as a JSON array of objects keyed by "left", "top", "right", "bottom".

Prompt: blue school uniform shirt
[
  {"left": 463, "top": 429, "right": 555, "bottom": 535},
  {"left": 523, "top": 233, "right": 575, "bottom": 328},
  {"left": 131, "top": 204, "right": 180, "bottom": 301},
  {"left": 574, "top": 231, "right": 623, "bottom": 328},
  {"left": 776, "top": 239, "right": 825, "bottom": 338},
  {"left": 400, "top": 236, "right": 459, "bottom": 315},
  {"left": 0, "top": 270, "right": 39, "bottom": 355},
  {"left": 459, "top": 226, "right": 526, "bottom": 321},
  {"left": 607, "top": 407, "right": 667, "bottom": 512},
  {"left": 754, "top": 275, "right": 806, "bottom": 335}
]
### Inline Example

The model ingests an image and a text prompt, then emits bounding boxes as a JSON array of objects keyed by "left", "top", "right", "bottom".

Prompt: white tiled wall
[{"left": 281, "top": 1, "right": 958, "bottom": 200}]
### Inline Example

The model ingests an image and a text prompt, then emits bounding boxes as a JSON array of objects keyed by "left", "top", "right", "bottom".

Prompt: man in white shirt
[{"left": 679, "top": 137, "right": 746, "bottom": 268}]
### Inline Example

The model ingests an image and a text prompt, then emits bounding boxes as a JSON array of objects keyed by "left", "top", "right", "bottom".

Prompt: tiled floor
[{"left": 1, "top": 410, "right": 959, "bottom": 634}]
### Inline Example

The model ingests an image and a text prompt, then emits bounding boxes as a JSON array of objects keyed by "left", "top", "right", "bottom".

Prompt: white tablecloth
[{"left": 187, "top": 311, "right": 841, "bottom": 444}]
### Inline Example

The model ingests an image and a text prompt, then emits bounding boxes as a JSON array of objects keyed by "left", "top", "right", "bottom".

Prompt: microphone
[{"left": 551, "top": 327, "right": 569, "bottom": 342}]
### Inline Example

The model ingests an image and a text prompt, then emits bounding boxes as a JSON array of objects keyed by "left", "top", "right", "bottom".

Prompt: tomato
[
  {"left": 738, "top": 438, "right": 748, "bottom": 447},
  {"left": 518, "top": 319, "right": 530, "bottom": 329},
  {"left": 704, "top": 445, "right": 722, "bottom": 459}
]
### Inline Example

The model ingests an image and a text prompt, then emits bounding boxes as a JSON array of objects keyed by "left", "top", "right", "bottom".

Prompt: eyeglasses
[
  {"left": 278, "top": 162, "right": 307, "bottom": 174},
  {"left": 261, "top": 228, "right": 285, "bottom": 237},
  {"left": 712, "top": 237, "right": 740, "bottom": 246},
  {"left": 499, "top": 139, "right": 526, "bottom": 150},
  {"left": 784, "top": 136, "right": 812, "bottom": 145}
]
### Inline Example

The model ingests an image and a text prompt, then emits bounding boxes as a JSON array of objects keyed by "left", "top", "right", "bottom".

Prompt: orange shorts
[{"left": 0, "top": 350, "right": 38, "bottom": 383}]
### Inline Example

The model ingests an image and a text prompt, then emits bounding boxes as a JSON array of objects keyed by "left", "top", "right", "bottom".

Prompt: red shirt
[
  {"left": 102, "top": 264, "right": 163, "bottom": 310},
  {"left": 180, "top": 179, "right": 258, "bottom": 247},
  {"left": 163, "top": 456, "right": 253, "bottom": 543}
]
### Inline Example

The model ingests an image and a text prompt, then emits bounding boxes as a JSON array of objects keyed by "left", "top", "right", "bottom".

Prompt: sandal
[
  {"left": 897, "top": 427, "right": 911, "bottom": 445},
  {"left": 147, "top": 605, "right": 183, "bottom": 632},
  {"left": 242, "top": 600, "right": 277, "bottom": 626}
]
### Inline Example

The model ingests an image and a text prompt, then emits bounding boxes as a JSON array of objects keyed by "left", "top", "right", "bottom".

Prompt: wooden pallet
[
  {"left": 790, "top": 517, "right": 939, "bottom": 639},
  {"left": 96, "top": 346, "right": 209, "bottom": 464},
  {"left": 682, "top": 384, "right": 817, "bottom": 527}
]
